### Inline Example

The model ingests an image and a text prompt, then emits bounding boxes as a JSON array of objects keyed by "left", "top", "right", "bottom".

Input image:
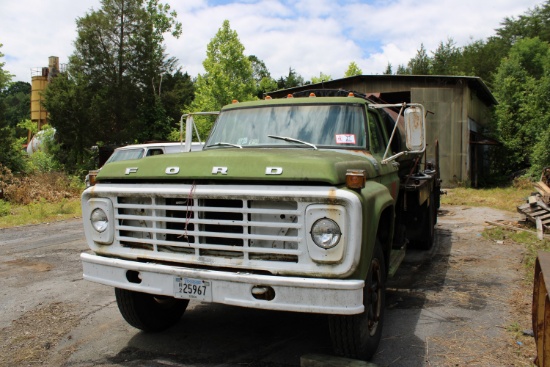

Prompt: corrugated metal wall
[{"left": 412, "top": 86, "right": 464, "bottom": 186}]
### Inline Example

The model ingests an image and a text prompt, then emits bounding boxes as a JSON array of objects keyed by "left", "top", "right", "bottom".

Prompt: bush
[
  {"left": 26, "top": 150, "right": 62, "bottom": 173},
  {"left": 0, "top": 164, "right": 83, "bottom": 205}
]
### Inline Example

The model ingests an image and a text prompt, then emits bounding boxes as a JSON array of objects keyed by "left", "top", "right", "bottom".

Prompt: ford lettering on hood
[{"left": 96, "top": 148, "right": 381, "bottom": 185}]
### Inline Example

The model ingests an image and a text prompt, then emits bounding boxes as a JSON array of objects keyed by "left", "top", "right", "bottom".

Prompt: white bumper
[{"left": 81, "top": 252, "right": 364, "bottom": 315}]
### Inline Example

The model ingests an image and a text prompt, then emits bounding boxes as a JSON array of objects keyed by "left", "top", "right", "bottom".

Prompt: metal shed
[{"left": 268, "top": 75, "right": 498, "bottom": 188}]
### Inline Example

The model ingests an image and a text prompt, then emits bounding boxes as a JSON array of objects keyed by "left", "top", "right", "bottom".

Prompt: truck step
[{"left": 388, "top": 247, "right": 406, "bottom": 278}]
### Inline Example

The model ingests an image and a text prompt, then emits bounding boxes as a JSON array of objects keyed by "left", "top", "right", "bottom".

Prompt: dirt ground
[
  {"left": 0, "top": 205, "right": 538, "bottom": 367},
  {"left": 378, "top": 206, "right": 536, "bottom": 367}
]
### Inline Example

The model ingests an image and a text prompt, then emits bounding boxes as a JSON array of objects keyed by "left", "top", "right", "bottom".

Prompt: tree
[
  {"left": 248, "top": 55, "right": 277, "bottom": 98},
  {"left": 276, "top": 67, "right": 305, "bottom": 89},
  {"left": 395, "top": 64, "right": 409, "bottom": 75},
  {"left": 42, "top": 72, "right": 96, "bottom": 171},
  {"left": 44, "top": 0, "right": 181, "bottom": 171},
  {"left": 383, "top": 63, "right": 393, "bottom": 75},
  {"left": 497, "top": 3, "right": 550, "bottom": 45},
  {"left": 0, "top": 43, "right": 25, "bottom": 172},
  {"left": 431, "top": 38, "right": 461, "bottom": 75},
  {"left": 2, "top": 81, "right": 30, "bottom": 137},
  {"left": 249, "top": 55, "right": 270, "bottom": 83},
  {"left": 492, "top": 37, "right": 550, "bottom": 176},
  {"left": 160, "top": 69, "right": 195, "bottom": 127},
  {"left": 0, "top": 43, "right": 11, "bottom": 88},
  {"left": 190, "top": 20, "right": 256, "bottom": 138},
  {"left": 311, "top": 72, "right": 332, "bottom": 84},
  {"left": 258, "top": 77, "right": 278, "bottom": 97},
  {"left": 459, "top": 38, "right": 506, "bottom": 87},
  {"left": 408, "top": 44, "right": 431, "bottom": 75},
  {"left": 344, "top": 62, "right": 363, "bottom": 77}
]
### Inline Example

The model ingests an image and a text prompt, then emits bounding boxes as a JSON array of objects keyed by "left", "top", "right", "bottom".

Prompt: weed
[
  {"left": 0, "top": 200, "right": 10, "bottom": 217},
  {"left": 507, "top": 321, "right": 522, "bottom": 336},
  {"left": 58, "top": 199, "right": 71, "bottom": 214},
  {"left": 484, "top": 226, "right": 550, "bottom": 280}
]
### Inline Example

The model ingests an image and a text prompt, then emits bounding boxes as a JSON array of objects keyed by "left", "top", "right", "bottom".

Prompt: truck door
[{"left": 367, "top": 110, "right": 399, "bottom": 200}]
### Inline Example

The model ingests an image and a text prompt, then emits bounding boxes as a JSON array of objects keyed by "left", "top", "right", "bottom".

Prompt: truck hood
[{"left": 96, "top": 148, "right": 381, "bottom": 185}]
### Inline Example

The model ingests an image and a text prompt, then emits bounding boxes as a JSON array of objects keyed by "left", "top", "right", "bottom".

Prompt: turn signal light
[
  {"left": 346, "top": 169, "right": 366, "bottom": 189},
  {"left": 232, "top": 99, "right": 239, "bottom": 104},
  {"left": 265, "top": 95, "right": 272, "bottom": 100},
  {"left": 348, "top": 92, "right": 355, "bottom": 97},
  {"left": 309, "top": 93, "right": 316, "bottom": 97}
]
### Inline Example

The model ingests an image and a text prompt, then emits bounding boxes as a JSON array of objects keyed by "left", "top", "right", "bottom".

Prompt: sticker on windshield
[{"left": 336, "top": 134, "right": 356, "bottom": 144}]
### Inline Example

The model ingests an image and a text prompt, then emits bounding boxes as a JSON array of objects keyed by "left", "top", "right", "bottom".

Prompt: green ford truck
[{"left": 81, "top": 89, "right": 440, "bottom": 361}]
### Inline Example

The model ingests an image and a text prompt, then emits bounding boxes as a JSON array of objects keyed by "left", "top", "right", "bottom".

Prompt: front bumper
[{"left": 81, "top": 252, "right": 364, "bottom": 315}]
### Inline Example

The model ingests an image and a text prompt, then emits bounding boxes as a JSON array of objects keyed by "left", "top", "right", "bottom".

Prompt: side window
[
  {"left": 367, "top": 111, "right": 387, "bottom": 154},
  {"left": 146, "top": 149, "right": 164, "bottom": 157}
]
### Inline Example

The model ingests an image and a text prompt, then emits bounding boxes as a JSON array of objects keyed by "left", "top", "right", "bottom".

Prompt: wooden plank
[
  {"left": 485, "top": 221, "right": 550, "bottom": 239},
  {"left": 535, "top": 181, "right": 550, "bottom": 195},
  {"left": 534, "top": 258, "right": 545, "bottom": 366},
  {"left": 521, "top": 207, "right": 547, "bottom": 216}
]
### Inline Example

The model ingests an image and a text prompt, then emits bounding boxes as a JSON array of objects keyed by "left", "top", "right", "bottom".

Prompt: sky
[{"left": 0, "top": 0, "right": 544, "bottom": 85}]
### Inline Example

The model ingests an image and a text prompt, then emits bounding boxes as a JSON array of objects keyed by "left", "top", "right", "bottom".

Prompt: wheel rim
[{"left": 367, "top": 258, "right": 382, "bottom": 336}]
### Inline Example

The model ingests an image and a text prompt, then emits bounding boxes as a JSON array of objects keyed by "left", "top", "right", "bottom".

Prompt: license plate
[{"left": 174, "top": 277, "right": 212, "bottom": 302}]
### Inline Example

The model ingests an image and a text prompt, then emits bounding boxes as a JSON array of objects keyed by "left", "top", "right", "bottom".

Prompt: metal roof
[{"left": 269, "top": 74, "right": 498, "bottom": 106}]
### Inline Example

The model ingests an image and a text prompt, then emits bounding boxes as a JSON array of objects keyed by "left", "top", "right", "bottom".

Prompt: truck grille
[{"left": 115, "top": 196, "right": 302, "bottom": 263}]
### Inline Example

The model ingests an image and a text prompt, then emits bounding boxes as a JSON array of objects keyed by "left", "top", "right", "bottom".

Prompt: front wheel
[
  {"left": 328, "top": 242, "right": 386, "bottom": 361},
  {"left": 115, "top": 288, "right": 189, "bottom": 332}
]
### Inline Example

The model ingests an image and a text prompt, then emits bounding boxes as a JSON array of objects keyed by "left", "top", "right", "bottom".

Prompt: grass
[
  {"left": 0, "top": 198, "right": 82, "bottom": 228},
  {"left": 441, "top": 179, "right": 533, "bottom": 213}
]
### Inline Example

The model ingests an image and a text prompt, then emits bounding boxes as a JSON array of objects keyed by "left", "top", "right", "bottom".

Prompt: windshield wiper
[
  {"left": 206, "top": 142, "right": 243, "bottom": 149},
  {"left": 267, "top": 135, "right": 318, "bottom": 150}
]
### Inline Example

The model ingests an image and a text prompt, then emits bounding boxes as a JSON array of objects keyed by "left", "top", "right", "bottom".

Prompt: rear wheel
[
  {"left": 115, "top": 288, "right": 189, "bottom": 332},
  {"left": 328, "top": 242, "right": 386, "bottom": 361}
]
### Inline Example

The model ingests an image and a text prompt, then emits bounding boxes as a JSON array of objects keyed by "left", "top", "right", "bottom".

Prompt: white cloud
[{"left": 1, "top": 0, "right": 543, "bottom": 84}]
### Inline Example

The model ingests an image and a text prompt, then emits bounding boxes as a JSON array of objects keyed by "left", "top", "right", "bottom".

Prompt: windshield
[
  {"left": 105, "top": 148, "right": 145, "bottom": 164},
  {"left": 206, "top": 104, "right": 367, "bottom": 149}
]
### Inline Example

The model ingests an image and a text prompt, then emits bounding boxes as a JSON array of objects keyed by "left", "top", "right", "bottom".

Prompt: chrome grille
[{"left": 115, "top": 196, "right": 302, "bottom": 263}]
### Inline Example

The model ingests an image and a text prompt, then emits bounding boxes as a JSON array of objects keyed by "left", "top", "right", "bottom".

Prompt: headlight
[
  {"left": 311, "top": 218, "right": 341, "bottom": 249},
  {"left": 90, "top": 208, "right": 108, "bottom": 232}
]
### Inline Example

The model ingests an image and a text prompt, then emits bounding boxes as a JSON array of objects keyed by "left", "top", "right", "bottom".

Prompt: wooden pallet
[{"left": 518, "top": 201, "right": 550, "bottom": 233}]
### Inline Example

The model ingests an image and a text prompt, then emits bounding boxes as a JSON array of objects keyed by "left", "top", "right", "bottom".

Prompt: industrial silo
[{"left": 30, "top": 56, "right": 59, "bottom": 140}]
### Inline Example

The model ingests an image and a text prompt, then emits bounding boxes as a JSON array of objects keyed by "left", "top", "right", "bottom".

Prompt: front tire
[
  {"left": 328, "top": 242, "right": 386, "bottom": 361},
  {"left": 115, "top": 288, "right": 189, "bottom": 332}
]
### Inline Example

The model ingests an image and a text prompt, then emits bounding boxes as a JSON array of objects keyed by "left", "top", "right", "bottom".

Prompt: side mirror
[{"left": 404, "top": 106, "right": 425, "bottom": 151}]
